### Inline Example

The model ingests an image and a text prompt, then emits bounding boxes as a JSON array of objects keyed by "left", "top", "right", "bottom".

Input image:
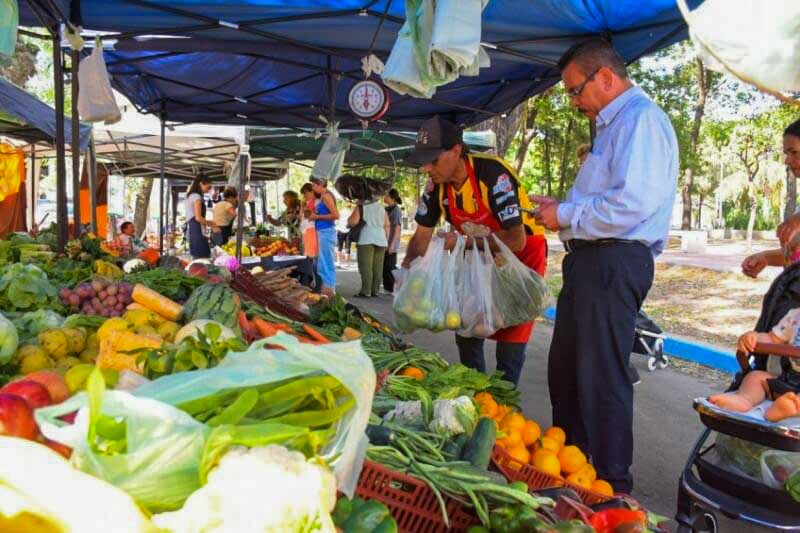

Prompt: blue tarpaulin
[
  {"left": 0, "top": 75, "right": 91, "bottom": 148},
  {"left": 19, "top": 1, "right": 701, "bottom": 129}
]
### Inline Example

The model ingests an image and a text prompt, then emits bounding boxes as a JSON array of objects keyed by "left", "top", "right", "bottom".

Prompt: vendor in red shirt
[{"left": 403, "top": 116, "right": 547, "bottom": 386}]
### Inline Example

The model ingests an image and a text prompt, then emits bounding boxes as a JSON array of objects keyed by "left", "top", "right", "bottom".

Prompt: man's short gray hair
[{"left": 558, "top": 37, "right": 628, "bottom": 79}]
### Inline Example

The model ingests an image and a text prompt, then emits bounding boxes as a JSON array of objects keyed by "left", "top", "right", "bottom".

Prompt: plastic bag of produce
[
  {"left": 132, "top": 332, "right": 375, "bottom": 497},
  {"left": 490, "top": 234, "right": 550, "bottom": 328},
  {"left": 457, "top": 236, "right": 498, "bottom": 338},
  {"left": 35, "top": 370, "right": 209, "bottom": 512},
  {"left": 761, "top": 449, "right": 800, "bottom": 489},
  {"left": 393, "top": 234, "right": 464, "bottom": 332}
]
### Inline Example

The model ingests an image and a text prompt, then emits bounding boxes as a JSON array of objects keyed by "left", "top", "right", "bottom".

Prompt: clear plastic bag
[
  {"left": 393, "top": 234, "right": 464, "bottom": 332},
  {"left": 457, "top": 236, "right": 498, "bottom": 338},
  {"left": 35, "top": 373, "right": 209, "bottom": 513},
  {"left": 761, "top": 449, "right": 800, "bottom": 489},
  {"left": 490, "top": 234, "right": 551, "bottom": 329},
  {"left": 0, "top": 0, "right": 18, "bottom": 56},
  {"left": 77, "top": 39, "right": 122, "bottom": 124}
]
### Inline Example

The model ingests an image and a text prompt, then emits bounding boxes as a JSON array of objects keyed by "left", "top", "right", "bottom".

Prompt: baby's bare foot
[
  {"left": 709, "top": 393, "right": 756, "bottom": 413},
  {"left": 766, "top": 393, "right": 800, "bottom": 422}
]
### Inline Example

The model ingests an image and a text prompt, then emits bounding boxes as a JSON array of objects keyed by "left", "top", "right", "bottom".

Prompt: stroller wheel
[
  {"left": 676, "top": 511, "right": 718, "bottom": 533},
  {"left": 647, "top": 357, "right": 658, "bottom": 372},
  {"left": 658, "top": 355, "right": 669, "bottom": 369}
]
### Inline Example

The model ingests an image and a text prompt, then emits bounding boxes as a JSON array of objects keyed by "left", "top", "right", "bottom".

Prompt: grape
[
  {"left": 114, "top": 303, "right": 124, "bottom": 311},
  {"left": 106, "top": 296, "right": 118, "bottom": 307},
  {"left": 81, "top": 303, "right": 92, "bottom": 314},
  {"left": 87, "top": 287, "right": 96, "bottom": 298},
  {"left": 91, "top": 280, "right": 104, "bottom": 293},
  {"left": 68, "top": 294, "right": 81, "bottom": 307},
  {"left": 59, "top": 288, "right": 71, "bottom": 300},
  {"left": 91, "top": 298, "right": 101, "bottom": 308},
  {"left": 76, "top": 285, "right": 90, "bottom": 299},
  {"left": 102, "top": 308, "right": 113, "bottom": 317},
  {"left": 106, "top": 285, "right": 118, "bottom": 296},
  {"left": 98, "top": 290, "right": 108, "bottom": 300}
]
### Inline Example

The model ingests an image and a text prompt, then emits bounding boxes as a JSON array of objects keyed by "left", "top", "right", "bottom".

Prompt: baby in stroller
[{"left": 709, "top": 235, "right": 800, "bottom": 422}]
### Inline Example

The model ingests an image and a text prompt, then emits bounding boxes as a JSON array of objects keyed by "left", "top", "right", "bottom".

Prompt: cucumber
[
  {"left": 443, "top": 433, "right": 469, "bottom": 459},
  {"left": 365, "top": 424, "right": 395, "bottom": 445},
  {"left": 460, "top": 417, "right": 496, "bottom": 469}
]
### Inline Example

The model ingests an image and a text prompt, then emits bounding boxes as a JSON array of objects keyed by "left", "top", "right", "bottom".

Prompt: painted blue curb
[{"left": 541, "top": 306, "right": 738, "bottom": 373}]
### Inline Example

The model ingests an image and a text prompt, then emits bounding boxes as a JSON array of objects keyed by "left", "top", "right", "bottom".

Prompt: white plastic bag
[
  {"left": 311, "top": 122, "right": 349, "bottom": 183},
  {"left": 457, "top": 236, "right": 498, "bottom": 338},
  {"left": 0, "top": 0, "right": 18, "bottom": 56},
  {"left": 678, "top": 0, "right": 800, "bottom": 102},
  {"left": 490, "top": 234, "right": 551, "bottom": 329},
  {"left": 760, "top": 449, "right": 800, "bottom": 489},
  {"left": 393, "top": 234, "right": 463, "bottom": 332},
  {"left": 77, "top": 39, "right": 122, "bottom": 124}
]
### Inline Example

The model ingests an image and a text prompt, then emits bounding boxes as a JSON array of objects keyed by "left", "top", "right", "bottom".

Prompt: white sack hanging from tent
[
  {"left": 310, "top": 121, "right": 349, "bottom": 183},
  {"left": 382, "top": 0, "right": 490, "bottom": 98},
  {"left": 227, "top": 149, "right": 252, "bottom": 190},
  {"left": 678, "top": 0, "right": 800, "bottom": 104},
  {"left": 77, "top": 38, "right": 122, "bottom": 124},
  {"left": 0, "top": 0, "right": 18, "bottom": 56}
]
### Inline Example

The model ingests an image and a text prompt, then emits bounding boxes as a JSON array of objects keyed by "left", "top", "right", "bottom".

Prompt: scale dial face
[{"left": 348, "top": 80, "right": 388, "bottom": 121}]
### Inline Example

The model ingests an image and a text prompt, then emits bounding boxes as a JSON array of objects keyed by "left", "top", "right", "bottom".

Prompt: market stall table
[{"left": 242, "top": 255, "right": 315, "bottom": 287}]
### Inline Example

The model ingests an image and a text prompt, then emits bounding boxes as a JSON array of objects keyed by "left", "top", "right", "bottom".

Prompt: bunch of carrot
[{"left": 238, "top": 310, "right": 332, "bottom": 346}]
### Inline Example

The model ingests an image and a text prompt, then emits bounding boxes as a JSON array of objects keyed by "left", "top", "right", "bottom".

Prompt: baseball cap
[{"left": 405, "top": 116, "right": 463, "bottom": 166}]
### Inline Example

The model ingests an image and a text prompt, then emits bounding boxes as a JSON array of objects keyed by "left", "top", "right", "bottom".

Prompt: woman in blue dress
[{"left": 307, "top": 177, "right": 339, "bottom": 295}]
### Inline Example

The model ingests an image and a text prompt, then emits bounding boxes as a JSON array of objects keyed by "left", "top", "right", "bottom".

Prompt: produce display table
[{"left": 242, "top": 255, "right": 314, "bottom": 287}]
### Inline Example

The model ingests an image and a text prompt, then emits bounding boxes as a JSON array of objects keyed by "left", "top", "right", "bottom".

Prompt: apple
[
  {"left": 20, "top": 371, "right": 70, "bottom": 403},
  {"left": 59, "top": 411, "right": 77, "bottom": 424},
  {"left": 0, "top": 394, "right": 39, "bottom": 439},
  {"left": 1, "top": 380, "right": 52, "bottom": 409},
  {"left": 187, "top": 263, "right": 209, "bottom": 279}
]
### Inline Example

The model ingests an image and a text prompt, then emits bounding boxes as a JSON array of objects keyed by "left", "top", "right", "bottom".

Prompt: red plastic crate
[
  {"left": 491, "top": 445, "right": 613, "bottom": 506},
  {"left": 355, "top": 460, "right": 480, "bottom": 533}
]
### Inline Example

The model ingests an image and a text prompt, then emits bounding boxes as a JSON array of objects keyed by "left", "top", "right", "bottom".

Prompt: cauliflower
[
  {"left": 383, "top": 400, "right": 423, "bottom": 427},
  {"left": 153, "top": 445, "right": 337, "bottom": 533},
  {"left": 430, "top": 396, "right": 478, "bottom": 438}
]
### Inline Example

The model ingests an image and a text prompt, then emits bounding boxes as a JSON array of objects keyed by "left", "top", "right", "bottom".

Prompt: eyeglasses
[{"left": 566, "top": 67, "right": 601, "bottom": 98}]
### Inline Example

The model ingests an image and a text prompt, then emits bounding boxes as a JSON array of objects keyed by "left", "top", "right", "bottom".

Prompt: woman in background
[
  {"left": 383, "top": 189, "right": 403, "bottom": 293},
  {"left": 184, "top": 175, "right": 218, "bottom": 259},
  {"left": 349, "top": 197, "right": 389, "bottom": 297},
  {"left": 211, "top": 187, "right": 238, "bottom": 246},
  {"left": 267, "top": 190, "right": 302, "bottom": 242},
  {"left": 308, "top": 178, "right": 339, "bottom": 296}
]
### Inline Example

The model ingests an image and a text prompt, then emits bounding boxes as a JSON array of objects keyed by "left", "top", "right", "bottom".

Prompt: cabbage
[
  {"left": 0, "top": 313, "right": 18, "bottom": 362},
  {"left": 11, "top": 310, "right": 64, "bottom": 346}
]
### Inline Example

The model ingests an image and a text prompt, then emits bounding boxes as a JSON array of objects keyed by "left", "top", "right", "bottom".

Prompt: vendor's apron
[
  {"left": 446, "top": 161, "right": 547, "bottom": 344},
  {"left": 188, "top": 201, "right": 211, "bottom": 258}
]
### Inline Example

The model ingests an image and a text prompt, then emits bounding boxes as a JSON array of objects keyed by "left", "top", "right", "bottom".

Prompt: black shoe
[
  {"left": 628, "top": 365, "right": 641, "bottom": 386},
  {"left": 354, "top": 293, "right": 370, "bottom": 298}
]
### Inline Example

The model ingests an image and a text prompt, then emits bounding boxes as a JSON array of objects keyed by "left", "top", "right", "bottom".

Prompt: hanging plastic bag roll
[{"left": 77, "top": 38, "right": 122, "bottom": 124}]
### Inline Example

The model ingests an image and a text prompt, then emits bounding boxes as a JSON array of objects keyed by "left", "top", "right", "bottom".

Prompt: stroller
[
  {"left": 633, "top": 310, "right": 669, "bottom": 372},
  {"left": 676, "top": 264, "right": 800, "bottom": 532}
]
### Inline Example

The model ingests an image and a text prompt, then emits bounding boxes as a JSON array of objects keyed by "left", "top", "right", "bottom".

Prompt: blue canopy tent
[
  {"left": 17, "top": 0, "right": 702, "bottom": 252},
  {"left": 20, "top": 0, "right": 701, "bottom": 130}
]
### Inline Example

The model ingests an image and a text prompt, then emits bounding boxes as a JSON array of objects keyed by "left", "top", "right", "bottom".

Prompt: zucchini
[
  {"left": 460, "top": 417, "right": 496, "bottom": 469},
  {"left": 442, "top": 433, "right": 469, "bottom": 459},
  {"left": 365, "top": 424, "right": 395, "bottom": 445}
]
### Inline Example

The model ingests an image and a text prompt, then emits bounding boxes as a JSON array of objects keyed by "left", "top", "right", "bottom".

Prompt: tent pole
[
  {"left": 88, "top": 135, "right": 98, "bottom": 235},
  {"left": 260, "top": 185, "right": 267, "bottom": 224},
  {"left": 158, "top": 113, "right": 166, "bottom": 253},
  {"left": 53, "top": 29, "right": 69, "bottom": 251},
  {"left": 235, "top": 130, "right": 250, "bottom": 262},
  {"left": 29, "top": 146, "right": 36, "bottom": 229},
  {"left": 70, "top": 49, "right": 81, "bottom": 236}
]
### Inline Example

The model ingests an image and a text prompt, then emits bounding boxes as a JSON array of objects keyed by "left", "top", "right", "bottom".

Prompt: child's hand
[{"left": 738, "top": 331, "right": 759, "bottom": 354}]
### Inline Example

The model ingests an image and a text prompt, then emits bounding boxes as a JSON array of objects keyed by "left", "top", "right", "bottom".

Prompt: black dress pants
[{"left": 547, "top": 241, "right": 653, "bottom": 494}]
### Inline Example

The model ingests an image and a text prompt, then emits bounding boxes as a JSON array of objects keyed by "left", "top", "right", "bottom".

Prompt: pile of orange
[{"left": 476, "top": 392, "right": 614, "bottom": 498}]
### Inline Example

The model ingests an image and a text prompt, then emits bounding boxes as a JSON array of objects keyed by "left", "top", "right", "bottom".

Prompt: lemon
[
  {"left": 79, "top": 346, "right": 99, "bottom": 363},
  {"left": 446, "top": 311, "right": 461, "bottom": 329},
  {"left": 21, "top": 351, "right": 54, "bottom": 374},
  {"left": 64, "top": 364, "right": 95, "bottom": 392}
]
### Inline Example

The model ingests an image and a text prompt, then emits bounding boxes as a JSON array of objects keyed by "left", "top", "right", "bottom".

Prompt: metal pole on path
[
  {"left": 53, "top": 30, "right": 69, "bottom": 251},
  {"left": 158, "top": 115, "right": 166, "bottom": 253},
  {"left": 70, "top": 49, "right": 81, "bottom": 236},
  {"left": 88, "top": 135, "right": 98, "bottom": 235},
  {"left": 235, "top": 130, "right": 250, "bottom": 262}
]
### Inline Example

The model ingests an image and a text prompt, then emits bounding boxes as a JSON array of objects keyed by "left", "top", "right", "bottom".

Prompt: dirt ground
[{"left": 545, "top": 251, "right": 773, "bottom": 350}]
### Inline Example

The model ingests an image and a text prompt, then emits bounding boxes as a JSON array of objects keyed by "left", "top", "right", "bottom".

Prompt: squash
[
  {"left": 460, "top": 417, "right": 496, "bottom": 469},
  {"left": 131, "top": 284, "right": 183, "bottom": 322},
  {"left": 96, "top": 331, "right": 162, "bottom": 374},
  {"left": 137, "top": 248, "right": 160, "bottom": 267}
]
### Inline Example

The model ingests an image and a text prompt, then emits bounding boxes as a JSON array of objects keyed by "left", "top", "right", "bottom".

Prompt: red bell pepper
[{"left": 589, "top": 509, "right": 647, "bottom": 533}]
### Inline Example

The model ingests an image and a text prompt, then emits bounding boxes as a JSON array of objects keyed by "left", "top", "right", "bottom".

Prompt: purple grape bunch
[{"left": 60, "top": 280, "right": 134, "bottom": 317}]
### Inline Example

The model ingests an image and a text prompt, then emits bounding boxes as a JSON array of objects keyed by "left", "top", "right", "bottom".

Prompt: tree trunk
[
  {"left": 542, "top": 133, "right": 553, "bottom": 197},
  {"left": 512, "top": 104, "right": 541, "bottom": 174},
  {"left": 557, "top": 117, "right": 575, "bottom": 199},
  {"left": 786, "top": 167, "right": 797, "bottom": 220},
  {"left": 133, "top": 178, "right": 154, "bottom": 238},
  {"left": 697, "top": 193, "right": 704, "bottom": 229},
  {"left": 473, "top": 102, "right": 527, "bottom": 157},
  {"left": 681, "top": 170, "right": 693, "bottom": 230},
  {"left": 746, "top": 181, "right": 757, "bottom": 249}
]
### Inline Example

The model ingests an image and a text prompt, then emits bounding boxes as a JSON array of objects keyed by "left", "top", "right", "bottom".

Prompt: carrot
[
  {"left": 302, "top": 324, "right": 331, "bottom": 344},
  {"left": 238, "top": 311, "right": 256, "bottom": 341},
  {"left": 274, "top": 323, "right": 293, "bottom": 333},
  {"left": 252, "top": 317, "right": 279, "bottom": 338}
]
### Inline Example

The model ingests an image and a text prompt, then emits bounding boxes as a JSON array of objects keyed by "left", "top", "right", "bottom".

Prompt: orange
[
  {"left": 494, "top": 404, "right": 511, "bottom": 421},
  {"left": 477, "top": 397, "right": 498, "bottom": 418},
  {"left": 558, "top": 445, "right": 588, "bottom": 475},
  {"left": 532, "top": 436, "right": 560, "bottom": 455},
  {"left": 506, "top": 444, "right": 531, "bottom": 466},
  {"left": 500, "top": 411, "right": 526, "bottom": 432},
  {"left": 495, "top": 438, "right": 508, "bottom": 450},
  {"left": 544, "top": 426, "right": 567, "bottom": 447},
  {"left": 399, "top": 367, "right": 425, "bottom": 380},
  {"left": 499, "top": 428, "right": 523, "bottom": 448},
  {"left": 532, "top": 450, "right": 561, "bottom": 477},
  {"left": 474, "top": 391, "right": 494, "bottom": 404},
  {"left": 567, "top": 470, "right": 593, "bottom": 489},
  {"left": 577, "top": 462, "right": 597, "bottom": 483},
  {"left": 521, "top": 420, "right": 541, "bottom": 447},
  {"left": 591, "top": 479, "right": 614, "bottom": 497},
  {"left": 531, "top": 448, "right": 555, "bottom": 465}
]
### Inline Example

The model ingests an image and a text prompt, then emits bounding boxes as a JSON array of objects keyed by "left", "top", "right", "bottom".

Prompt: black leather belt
[{"left": 563, "top": 238, "right": 642, "bottom": 253}]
